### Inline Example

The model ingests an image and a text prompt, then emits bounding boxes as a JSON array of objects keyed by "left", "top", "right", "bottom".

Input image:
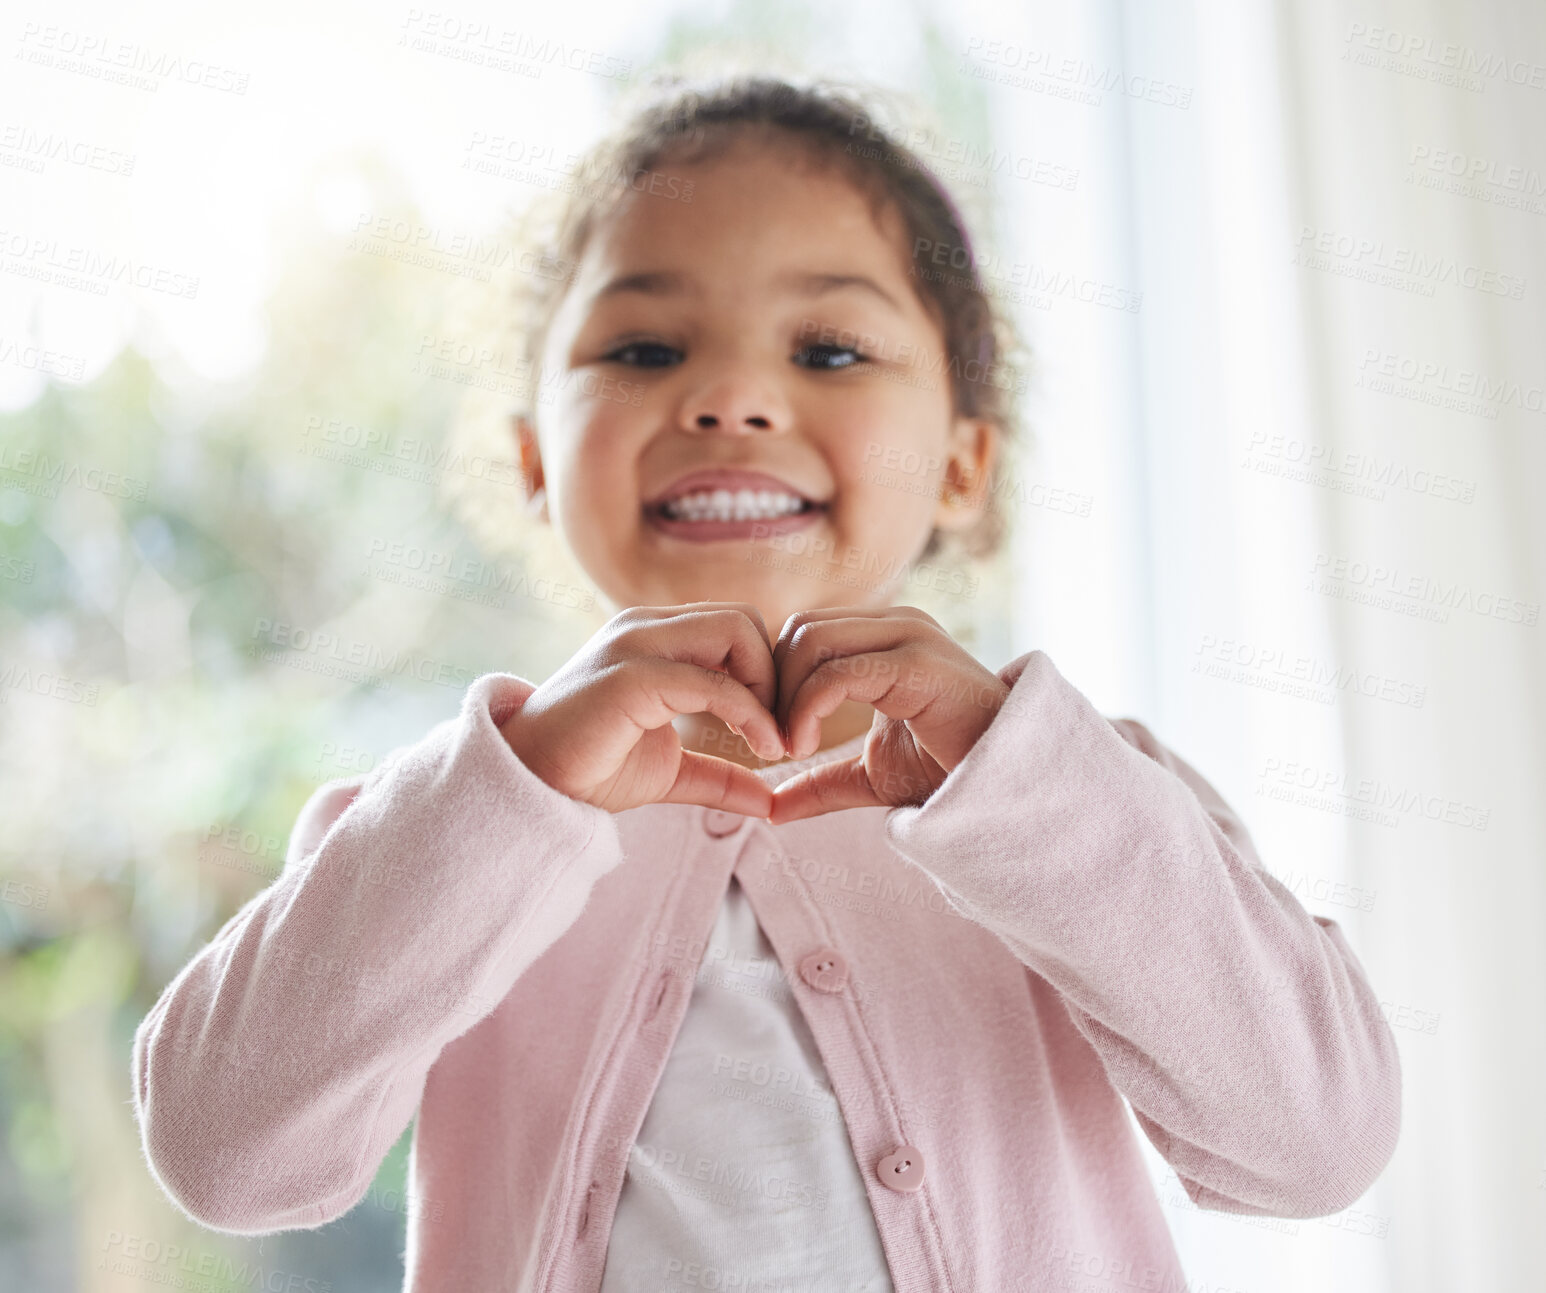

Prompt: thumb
[
  {"left": 659, "top": 750, "right": 775, "bottom": 818},
  {"left": 767, "top": 754, "right": 884, "bottom": 825}
]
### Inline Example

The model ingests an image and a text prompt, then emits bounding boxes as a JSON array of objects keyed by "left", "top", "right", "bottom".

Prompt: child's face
[{"left": 521, "top": 134, "right": 997, "bottom": 640}]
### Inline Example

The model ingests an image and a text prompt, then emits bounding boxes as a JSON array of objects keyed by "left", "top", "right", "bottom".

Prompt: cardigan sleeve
[
  {"left": 882, "top": 649, "right": 1402, "bottom": 1220},
  {"left": 130, "top": 672, "right": 624, "bottom": 1234}
]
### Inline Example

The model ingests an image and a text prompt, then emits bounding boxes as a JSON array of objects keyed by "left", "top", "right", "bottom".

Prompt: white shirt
[{"left": 599, "top": 875, "right": 895, "bottom": 1293}]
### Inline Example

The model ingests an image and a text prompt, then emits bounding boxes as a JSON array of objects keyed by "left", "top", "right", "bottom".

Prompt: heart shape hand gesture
[
  {"left": 762, "top": 604, "right": 1011, "bottom": 823},
  {"left": 499, "top": 602, "right": 1011, "bottom": 824}
]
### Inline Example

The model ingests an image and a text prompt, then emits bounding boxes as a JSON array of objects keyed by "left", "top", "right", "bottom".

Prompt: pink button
[
  {"left": 703, "top": 809, "right": 744, "bottom": 837},
  {"left": 798, "top": 948, "right": 848, "bottom": 994},
  {"left": 876, "top": 1145, "right": 926, "bottom": 1193}
]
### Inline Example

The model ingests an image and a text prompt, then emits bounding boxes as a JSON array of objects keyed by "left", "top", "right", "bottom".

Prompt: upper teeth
[{"left": 661, "top": 489, "right": 808, "bottom": 521}]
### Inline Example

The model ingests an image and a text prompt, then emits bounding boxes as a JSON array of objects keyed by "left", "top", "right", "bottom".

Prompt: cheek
[
  {"left": 549, "top": 408, "right": 638, "bottom": 534},
  {"left": 827, "top": 398, "right": 952, "bottom": 517}
]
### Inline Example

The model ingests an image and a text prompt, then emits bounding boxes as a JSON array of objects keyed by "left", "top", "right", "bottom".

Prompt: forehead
[{"left": 573, "top": 133, "right": 917, "bottom": 298}]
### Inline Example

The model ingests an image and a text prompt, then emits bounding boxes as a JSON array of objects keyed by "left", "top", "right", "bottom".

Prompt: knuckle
[
  {"left": 781, "top": 610, "right": 815, "bottom": 638},
  {"left": 605, "top": 614, "right": 648, "bottom": 650},
  {"left": 728, "top": 606, "right": 763, "bottom": 636},
  {"left": 787, "top": 621, "right": 819, "bottom": 654},
  {"left": 598, "top": 622, "right": 648, "bottom": 661}
]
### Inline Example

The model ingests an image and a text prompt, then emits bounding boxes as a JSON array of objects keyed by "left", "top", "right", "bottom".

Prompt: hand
[
  {"left": 499, "top": 603, "right": 788, "bottom": 817},
  {"left": 767, "top": 606, "right": 1011, "bottom": 824}
]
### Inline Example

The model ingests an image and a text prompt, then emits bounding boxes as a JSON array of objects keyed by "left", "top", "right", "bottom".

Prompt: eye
[
  {"left": 794, "top": 343, "right": 868, "bottom": 371},
  {"left": 604, "top": 340, "right": 681, "bottom": 367}
]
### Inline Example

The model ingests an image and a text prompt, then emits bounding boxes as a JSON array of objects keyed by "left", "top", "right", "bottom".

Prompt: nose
[{"left": 677, "top": 364, "right": 790, "bottom": 435}]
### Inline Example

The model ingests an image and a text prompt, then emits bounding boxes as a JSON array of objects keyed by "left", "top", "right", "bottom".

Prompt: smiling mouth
[
  {"left": 644, "top": 489, "right": 828, "bottom": 524},
  {"left": 641, "top": 488, "right": 830, "bottom": 542}
]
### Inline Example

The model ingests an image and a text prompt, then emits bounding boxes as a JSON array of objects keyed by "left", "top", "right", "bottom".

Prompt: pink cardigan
[{"left": 131, "top": 649, "right": 1402, "bottom": 1291}]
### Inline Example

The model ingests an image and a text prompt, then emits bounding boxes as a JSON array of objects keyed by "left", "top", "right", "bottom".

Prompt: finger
[
  {"left": 649, "top": 604, "right": 780, "bottom": 718},
  {"left": 624, "top": 660, "right": 786, "bottom": 761},
  {"left": 772, "top": 604, "right": 937, "bottom": 668},
  {"left": 773, "top": 610, "right": 936, "bottom": 698},
  {"left": 774, "top": 618, "right": 930, "bottom": 754},
  {"left": 767, "top": 755, "right": 884, "bottom": 824},
  {"left": 662, "top": 751, "right": 775, "bottom": 817},
  {"left": 782, "top": 645, "right": 945, "bottom": 761}
]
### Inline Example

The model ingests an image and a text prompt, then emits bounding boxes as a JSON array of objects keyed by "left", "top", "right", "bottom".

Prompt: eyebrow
[{"left": 590, "top": 268, "right": 903, "bottom": 312}]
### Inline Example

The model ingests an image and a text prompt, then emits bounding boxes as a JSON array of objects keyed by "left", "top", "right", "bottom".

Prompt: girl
[{"left": 132, "top": 76, "right": 1402, "bottom": 1292}]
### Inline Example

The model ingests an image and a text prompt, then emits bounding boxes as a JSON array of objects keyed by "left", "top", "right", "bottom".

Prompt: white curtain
[{"left": 996, "top": 1, "right": 1545, "bottom": 1289}]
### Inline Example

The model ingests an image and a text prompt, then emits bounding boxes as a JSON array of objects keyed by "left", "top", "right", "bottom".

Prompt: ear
[
  {"left": 512, "top": 413, "right": 550, "bottom": 524},
  {"left": 933, "top": 415, "right": 1000, "bottom": 532}
]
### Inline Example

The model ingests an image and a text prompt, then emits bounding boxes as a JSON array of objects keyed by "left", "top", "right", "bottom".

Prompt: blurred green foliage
[{"left": 0, "top": 151, "right": 573, "bottom": 1290}]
